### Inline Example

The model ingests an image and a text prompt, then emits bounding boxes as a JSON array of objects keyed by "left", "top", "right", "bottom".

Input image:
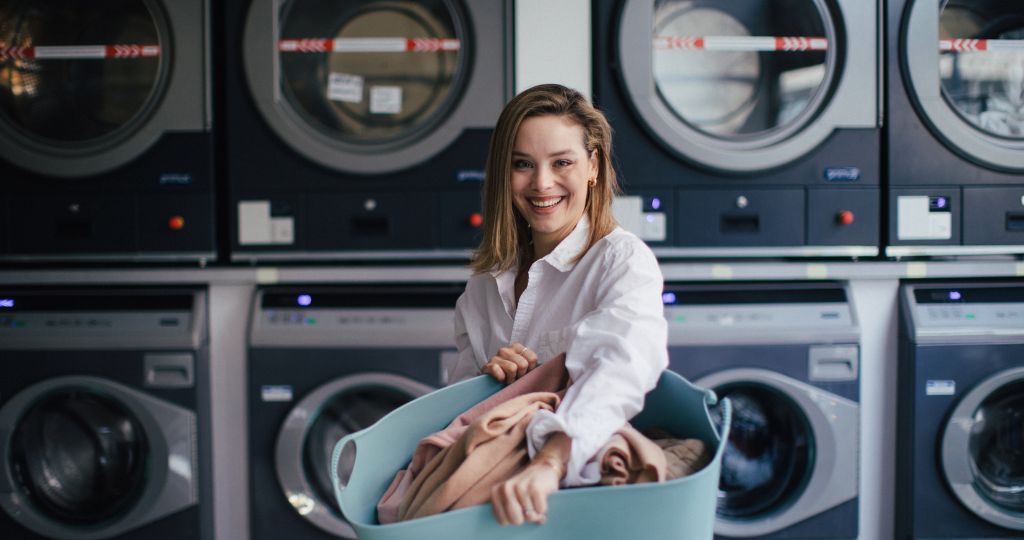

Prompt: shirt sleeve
[
  {"left": 448, "top": 283, "right": 487, "bottom": 384},
  {"left": 525, "top": 237, "right": 669, "bottom": 486}
]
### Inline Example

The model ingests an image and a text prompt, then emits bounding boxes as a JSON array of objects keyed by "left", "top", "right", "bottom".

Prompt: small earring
[{"left": 588, "top": 177, "right": 597, "bottom": 187}]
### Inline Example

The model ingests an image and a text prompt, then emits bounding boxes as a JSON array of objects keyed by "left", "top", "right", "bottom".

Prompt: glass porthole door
[
  {"left": 244, "top": 0, "right": 476, "bottom": 174},
  {"left": 0, "top": 0, "right": 206, "bottom": 177},
  {"left": 904, "top": 0, "right": 1024, "bottom": 171},
  {"left": 617, "top": 0, "right": 876, "bottom": 172}
]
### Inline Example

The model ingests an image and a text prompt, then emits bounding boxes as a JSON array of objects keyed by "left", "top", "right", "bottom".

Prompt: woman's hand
[
  {"left": 490, "top": 458, "right": 561, "bottom": 525},
  {"left": 490, "top": 432, "right": 570, "bottom": 525},
  {"left": 481, "top": 343, "right": 537, "bottom": 384}
]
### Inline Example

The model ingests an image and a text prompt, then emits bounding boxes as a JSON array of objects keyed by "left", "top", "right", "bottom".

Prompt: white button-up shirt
[{"left": 449, "top": 217, "right": 669, "bottom": 486}]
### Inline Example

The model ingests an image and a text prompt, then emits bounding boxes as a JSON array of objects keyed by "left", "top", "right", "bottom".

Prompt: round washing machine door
[
  {"left": 0, "top": 0, "right": 207, "bottom": 177},
  {"left": 275, "top": 372, "right": 434, "bottom": 538},
  {"left": 696, "top": 368, "right": 858, "bottom": 537},
  {"left": 616, "top": 0, "right": 875, "bottom": 172},
  {"left": 244, "top": 0, "right": 479, "bottom": 175},
  {"left": 0, "top": 376, "right": 198, "bottom": 540},
  {"left": 903, "top": 0, "right": 1024, "bottom": 172},
  {"left": 942, "top": 367, "right": 1024, "bottom": 531}
]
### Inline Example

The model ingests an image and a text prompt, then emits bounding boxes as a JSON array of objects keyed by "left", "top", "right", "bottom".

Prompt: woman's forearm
[{"left": 533, "top": 431, "right": 571, "bottom": 480}]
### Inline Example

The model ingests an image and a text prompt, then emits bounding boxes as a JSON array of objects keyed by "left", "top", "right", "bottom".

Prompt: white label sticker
[
  {"left": 270, "top": 217, "right": 295, "bottom": 244},
  {"left": 261, "top": 385, "right": 294, "bottom": 402},
  {"left": 711, "top": 265, "right": 733, "bottom": 279},
  {"left": 327, "top": 73, "right": 363, "bottom": 103},
  {"left": 897, "top": 196, "right": 952, "bottom": 240},
  {"left": 370, "top": 86, "right": 402, "bottom": 114},
  {"left": 238, "top": 201, "right": 272, "bottom": 245},
  {"left": 640, "top": 213, "right": 667, "bottom": 241},
  {"left": 612, "top": 196, "right": 643, "bottom": 237},
  {"left": 926, "top": 380, "right": 956, "bottom": 396}
]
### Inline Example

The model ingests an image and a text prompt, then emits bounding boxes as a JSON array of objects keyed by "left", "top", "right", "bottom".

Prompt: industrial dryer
[
  {"left": 225, "top": 0, "right": 511, "bottom": 262},
  {"left": 0, "top": 0, "right": 216, "bottom": 263},
  {"left": 593, "top": 0, "right": 880, "bottom": 257}
]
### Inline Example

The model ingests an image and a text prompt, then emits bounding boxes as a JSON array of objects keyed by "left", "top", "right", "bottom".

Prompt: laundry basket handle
[
  {"left": 712, "top": 395, "right": 732, "bottom": 444},
  {"left": 333, "top": 436, "right": 358, "bottom": 493}
]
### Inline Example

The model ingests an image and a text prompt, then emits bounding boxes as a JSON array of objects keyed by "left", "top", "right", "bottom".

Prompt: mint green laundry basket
[{"left": 331, "top": 370, "right": 731, "bottom": 539}]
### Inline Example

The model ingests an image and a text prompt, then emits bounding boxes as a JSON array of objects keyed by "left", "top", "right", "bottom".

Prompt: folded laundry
[{"left": 376, "top": 355, "right": 710, "bottom": 523}]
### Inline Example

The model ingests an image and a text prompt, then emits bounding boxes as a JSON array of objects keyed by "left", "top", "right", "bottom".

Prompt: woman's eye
[
  {"left": 513, "top": 159, "right": 533, "bottom": 169},
  {"left": 554, "top": 159, "right": 573, "bottom": 168}
]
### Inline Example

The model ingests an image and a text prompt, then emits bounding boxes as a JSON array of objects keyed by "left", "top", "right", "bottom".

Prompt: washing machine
[
  {"left": 0, "top": 287, "right": 212, "bottom": 540},
  {"left": 886, "top": 1, "right": 1024, "bottom": 257},
  {"left": 663, "top": 281, "right": 859, "bottom": 538},
  {"left": 225, "top": 0, "right": 511, "bottom": 262},
  {"left": 248, "top": 283, "right": 461, "bottom": 539},
  {"left": 0, "top": 0, "right": 216, "bottom": 263},
  {"left": 896, "top": 280, "right": 1024, "bottom": 538},
  {"left": 592, "top": 0, "right": 879, "bottom": 257}
]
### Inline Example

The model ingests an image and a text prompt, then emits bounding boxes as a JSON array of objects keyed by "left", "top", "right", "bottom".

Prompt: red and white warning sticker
[
  {"left": 653, "top": 35, "right": 828, "bottom": 52},
  {"left": 0, "top": 44, "right": 160, "bottom": 61},
  {"left": 278, "top": 37, "right": 460, "bottom": 53},
  {"left": 941, "top": 38, "right": 1024, "bottom": 52}
]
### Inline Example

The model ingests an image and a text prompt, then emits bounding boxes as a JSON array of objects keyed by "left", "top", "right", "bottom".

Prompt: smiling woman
[
  {"left": 510, "top": 115, "right": 598, "bottom": 259},
  {"left": 446, "top": 84, "right": 670, "bottom": 526}
]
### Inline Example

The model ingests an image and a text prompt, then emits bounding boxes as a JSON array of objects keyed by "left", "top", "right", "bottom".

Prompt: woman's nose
[{"left": 531, "top": 165, "right": 555, "bottom": 190}]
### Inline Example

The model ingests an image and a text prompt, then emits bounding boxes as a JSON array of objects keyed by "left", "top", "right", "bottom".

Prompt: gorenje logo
[
  {"left": 0, "top": 299, "right": 14, "bottom": 308},
  {"left": 824, "top": 167, "right": 861, "bottom": 182},
  {"left": 160, "top": 173, "right": 193, "bottom": 185},
  {"left": 456, "top": 170, "right": 485, "bottom": 183}
]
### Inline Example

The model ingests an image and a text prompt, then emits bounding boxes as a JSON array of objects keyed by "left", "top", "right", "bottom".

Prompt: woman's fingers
[
  {"left": 501, "top": 344, "right": 537, "bottom": 380},
  {"left": 490, "top": 484, "right": 509, "bottom": 525},
  {"left": 490, "top": 461, "right": 560, "bottom": 526},
  {"left": 528, "top": 484, "right": 548, "bottom": 524},
  {"left": 492, "top": 483, "right": 526, "bottom": 526},
  {"left": 483, "top": 361, "right": 505, "bottom": 382},
  {"left": 484, "top": 344, "right": 539, "bottom": 385}
]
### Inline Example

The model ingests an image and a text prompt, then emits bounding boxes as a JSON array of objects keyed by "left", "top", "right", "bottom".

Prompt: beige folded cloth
[
  {"left": 377, "top": 355, "right": 570, "bottom": 524},
  {"left": 597, "top": 423, "right": 669, "bottom": 486},
  {"left": 656, "top": 437, "right": 710, "bottom": 480},
  {"left": 397, "top": 391, "right": 560, "bottom": 521}
]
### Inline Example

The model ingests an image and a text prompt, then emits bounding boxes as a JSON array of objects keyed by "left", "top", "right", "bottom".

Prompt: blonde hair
[{"left": 470, "top": 84, "right": 621, "bottom": 274}]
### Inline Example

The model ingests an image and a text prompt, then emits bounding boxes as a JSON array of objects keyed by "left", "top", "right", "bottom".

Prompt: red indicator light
[
  {"left": 468, "top": 212, "right": 483, "bottom": 228},
  {"left": 836, "top": 210, "right": 854, "bottom": 226},
  {"left": 168, "top": 216, "right": 185, "bottom": 230}
]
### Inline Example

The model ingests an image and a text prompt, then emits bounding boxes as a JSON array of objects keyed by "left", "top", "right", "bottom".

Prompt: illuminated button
[
  {"left": 168, "top": 216, "right": 186, "bottom": 230},
  {"left": 836, "top": 210, "right": 855, "bottom": 226},
  {"left": 468, "top": 212, "right": 484, "bottom": 228}
]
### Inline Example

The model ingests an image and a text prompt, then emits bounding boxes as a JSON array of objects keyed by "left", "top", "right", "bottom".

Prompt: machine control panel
[
  {"left": 251, "top": 286, "right": 464, "bottom": 348},
  {"left": 912, "top": 286, "right": 1024, "bottom": 330},
  {"left": 0, "top": 294, "right": 194, "bottom": 337}
]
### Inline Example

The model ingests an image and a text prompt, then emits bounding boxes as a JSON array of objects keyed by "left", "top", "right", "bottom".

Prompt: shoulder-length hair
[{"left": 470, "top": 84, "right": 621, "bottom": 274}]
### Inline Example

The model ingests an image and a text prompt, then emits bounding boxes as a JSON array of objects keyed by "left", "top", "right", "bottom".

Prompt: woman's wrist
[
  {"left": 533, "top": 432, "right": 571, "bottom": 480},
  {"left": 531, "top": 453, "right": 565, "bottom": 480}
]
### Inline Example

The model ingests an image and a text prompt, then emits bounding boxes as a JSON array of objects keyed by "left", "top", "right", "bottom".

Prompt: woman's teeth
[{"left": 531, "top": 197, "right": 563, "bottom": 208}]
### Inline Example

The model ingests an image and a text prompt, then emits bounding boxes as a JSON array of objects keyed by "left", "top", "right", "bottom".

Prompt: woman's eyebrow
[{"left": 511, "top": 149, "right": 575, "bottom": 158}]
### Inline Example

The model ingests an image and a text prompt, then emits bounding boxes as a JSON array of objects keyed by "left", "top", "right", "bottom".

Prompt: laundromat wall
[{"left": 1, "top": 0, "right": 1023, "bottom": 539}]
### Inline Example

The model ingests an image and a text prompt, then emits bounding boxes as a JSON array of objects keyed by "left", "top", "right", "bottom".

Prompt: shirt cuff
[{"left": 525, "top": 409, "right": 603, "bottom": 487}]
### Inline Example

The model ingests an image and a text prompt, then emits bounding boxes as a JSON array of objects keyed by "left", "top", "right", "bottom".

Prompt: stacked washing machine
[
  {"left": 247, "top": 284, "right": 461, "bottom": 539},
  {"left": 0, "top": 287, "right": 214, "bottom": 540},
  {"left": 663, "top": 281, "right": 860, "bottom": 538},
  {"left": 224, "top": 0, "right": 512, "bottom": 262},
  {"left": 0, "top": 0, "right": 216, "bottom": 263},
  {"left": 897, "top": 280, "right": 1024, "bottom": 538},
  {"left": 593, "top": 0, "right": 880, "bottom": 257},
  {"left": 886, "top": 1, "right": 1024, "bottom": 256}
]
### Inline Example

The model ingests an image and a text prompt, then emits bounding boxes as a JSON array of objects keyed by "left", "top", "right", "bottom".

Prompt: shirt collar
[
  {"left": 488, "top": 216, "right": 591, "bottom": 281},
  {"left": 541, "top": 215, "right": 590, "bottom": 272}
]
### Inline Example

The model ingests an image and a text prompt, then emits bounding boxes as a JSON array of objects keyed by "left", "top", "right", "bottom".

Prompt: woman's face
[{"left": 510, "top": 114, "right": 598, "bottom": 256}]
